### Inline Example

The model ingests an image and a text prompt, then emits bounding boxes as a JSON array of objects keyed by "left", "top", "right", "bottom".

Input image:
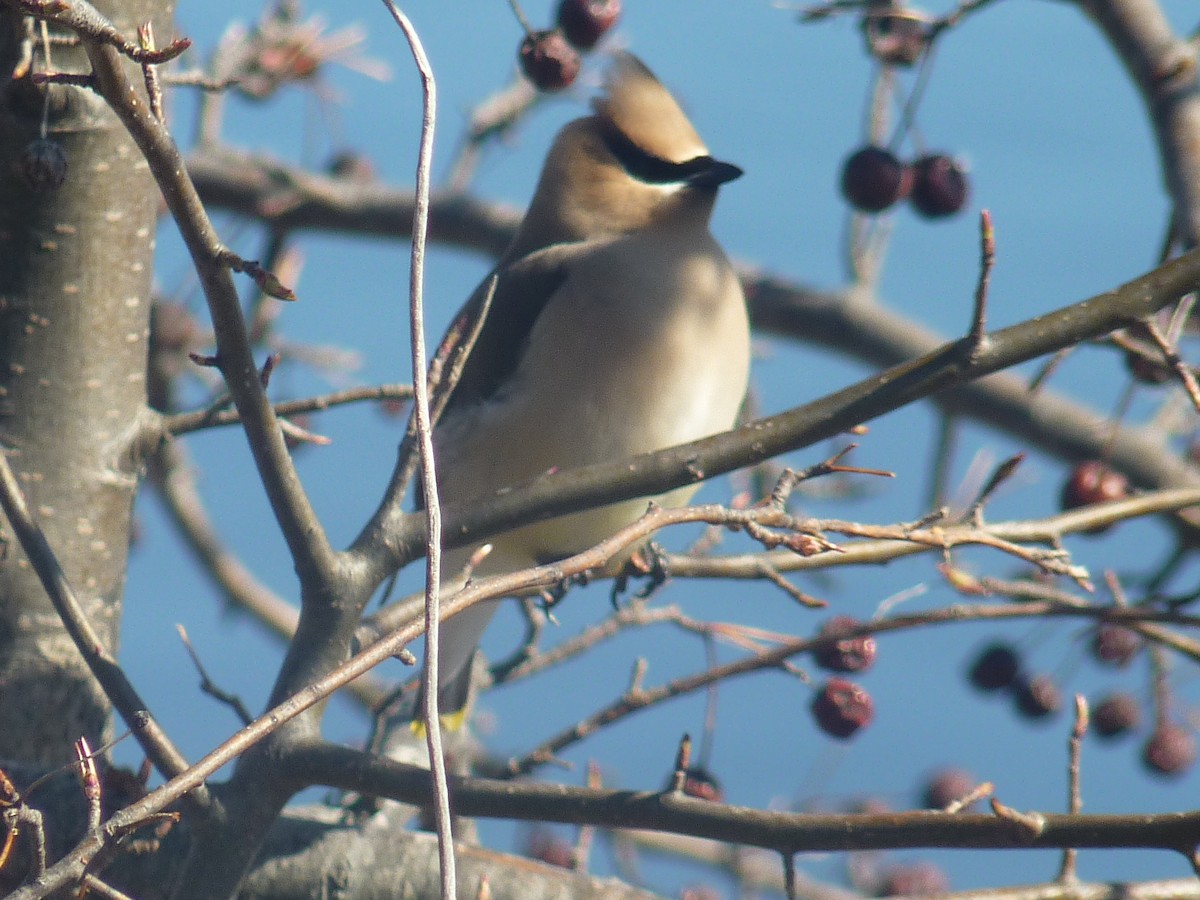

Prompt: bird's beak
[{"left": 687, "top": 158, "right": 743, "bottom": 188}]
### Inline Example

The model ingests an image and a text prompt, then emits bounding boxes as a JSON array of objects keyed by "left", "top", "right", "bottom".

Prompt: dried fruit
[
  {"left": 921, "top": 767, "right": 977, "bottom": 810},
  {"left": 967, "top": 642, "right": 1021, "bottom": 692},
  {"left": 1090, "top": 624, "right": 1142, "bottom": 668},
  {"left": 1061, "top": 461, "right": 1129, "bottom": 509},
  {"left": 19, "top": 138, "right": 68, "bottom": 192},
  {"left": 840, "top": 146, "right": 912, "bottom": 213},
  {"left": 1142, "top": 723, "right": 1196, "bottom": 777},
  {"left": 556, "top": 0, "right": 620, "bottom": 50},
  {"left": 1092, "top": 692, "right": 1140, "bottom": 739},
  {"left": 813, "top": 615, "right": 877, "bottom": 673},
  {"left": 519, "top": 30, "right": 581, "bottom": 92},
  {"left": 1013, "top": 674, "right": 1061, "bottom": 720},
  {"left": 877, "top": 861, "right": 949, "bottom": 896},
  {"left": 1060, "top": 461, "right": 1130, "bottom": 534},
  {"left": 811, "top": 678, "right": 874, "bottom": 739},
  {"left": 910, "top": 153, "right": 969, "bottom": 219}
]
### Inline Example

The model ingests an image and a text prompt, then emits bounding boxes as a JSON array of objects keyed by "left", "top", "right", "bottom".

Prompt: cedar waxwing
[{"left": 426, "top": 53, "right": 750, "bottom": 725}]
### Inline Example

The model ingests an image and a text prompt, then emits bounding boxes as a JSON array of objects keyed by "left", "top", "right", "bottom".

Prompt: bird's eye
[{"left": 598, "top": 123, "right": 715, "bottom": 186}]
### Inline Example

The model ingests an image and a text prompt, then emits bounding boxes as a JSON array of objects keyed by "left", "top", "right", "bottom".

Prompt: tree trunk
[{"left": 0, "top": 0, "right": 171, "bottom": 764}]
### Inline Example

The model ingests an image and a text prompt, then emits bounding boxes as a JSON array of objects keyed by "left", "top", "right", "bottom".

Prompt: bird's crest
[{"left": 592, "top": 52, "right": 708, "bottom": 164}]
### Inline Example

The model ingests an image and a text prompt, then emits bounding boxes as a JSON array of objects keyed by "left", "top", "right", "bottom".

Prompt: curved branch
[
  {"left": 350, "top": 246, "right": 1200, "bottom": 583},
  {"left": 187, "top": 149, "right": 1200, "bottom": 536}
]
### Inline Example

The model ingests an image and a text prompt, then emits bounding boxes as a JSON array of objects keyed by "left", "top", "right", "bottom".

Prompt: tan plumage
[{"left": 428, "top": 53, "right": 751, "bottom": 720}]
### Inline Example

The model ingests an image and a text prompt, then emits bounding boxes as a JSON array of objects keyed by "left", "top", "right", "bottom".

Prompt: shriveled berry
[
  {"left": 1013, "top": 674, "right": 1061, "bottom": 720},
  {"left": 556, "top": 0, "right": 620, "bottom": 50},
  {"left": 1090, "top": 624, "right": 1142, "bottom": 668},
  {"left": 862, "top": 12, "right": 928, "bottom": 67},
  {"left": 840, "top": 146, "right": 912, "bottom": 213},
  {"left": 519, "top": 30, "right": 581, "bottom": 92},
  {"left": 1062, "top": 461, "right": 1129, "bottom": 509},
  {"left": 811, "top": 678, "right": 874, "bottom": 739},
  {"left": 1092, "top": 692, "right": 1140, "bottom": 739},
  {"left": 910, "top": 153, "right": 969, "bottom": 219},
  {"left": 1061, "top": 461, "right": 1129, "bottom": 534},
  {"left": 877, "top": 861, "right": 949, "bottom": 896},
  {"left": 921, "top": 767, "right": 977, "bottom": 810},
  {"left": 1142, "top": 723, "right": 1196, "bottom": 777},
  {"left": 19, "top": 138, "right": 68, "bottom": 192},
  {"left": 813, "top": 615, "right": 877, "bottom": 673},
  {"left": 967, "top": 642, "right": 1021, "bottom": 692}
]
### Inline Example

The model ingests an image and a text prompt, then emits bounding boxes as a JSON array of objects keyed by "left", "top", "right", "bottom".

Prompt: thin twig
[
  {"left": 1143, "top": 316, "right": 1200, "bottom": 412},
  {"left": 176, "top": 625, "right": 254, "bottom": 725},
  {"left": 164, "top": 383, "right": 412, "bottom": 435},
  {"left": 1056, "top": 694, "right": 1088, "bottom": 883},
  {"left": 379, "top": 6, "right": 455, "bottom": 900},
  {"left": 968, "top": 208, "right": 995, "bottom": 356}
]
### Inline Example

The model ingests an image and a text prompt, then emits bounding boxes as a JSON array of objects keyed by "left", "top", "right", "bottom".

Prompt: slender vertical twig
[
  {"left": 379, "top": 4, "right": 455, "bottom": 898},
  {"left": 1056, "top": 694, "right": 1088, "bottom": 882},
  {"left": 968, "top": 208, "right": 995, "bottom": 356}
]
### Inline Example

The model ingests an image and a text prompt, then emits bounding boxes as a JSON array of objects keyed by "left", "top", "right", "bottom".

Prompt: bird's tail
[{"left": 409, "top": 599, "right": 500, "bottom": 735}]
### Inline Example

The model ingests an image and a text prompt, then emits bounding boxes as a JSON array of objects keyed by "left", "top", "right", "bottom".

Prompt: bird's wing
[{"left": 438, "top": 241, "right": 601, "bottom": 416}]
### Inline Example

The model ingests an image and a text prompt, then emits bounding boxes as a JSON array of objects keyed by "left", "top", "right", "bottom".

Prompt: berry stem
[{"left": 507, "top": 0, "right": 535, "bottom": 35}]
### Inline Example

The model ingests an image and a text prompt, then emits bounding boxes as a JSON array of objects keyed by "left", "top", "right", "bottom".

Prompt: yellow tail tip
[{"left": 409, "top": 707, "right": 470, "bottom": 737}]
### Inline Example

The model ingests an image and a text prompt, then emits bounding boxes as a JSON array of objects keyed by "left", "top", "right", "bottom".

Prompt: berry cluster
[
  {"left": 810, "top": 616, "right": 878, "bottom": 739},
  {"left": 518, "top": 0, "right": 621, "bottom": 92},
  {"left": 840, "top": 145, "right": 968, "bottom": 219},
  {"left": 967, "top": 639, "right": 1195, "bottom": 777}
]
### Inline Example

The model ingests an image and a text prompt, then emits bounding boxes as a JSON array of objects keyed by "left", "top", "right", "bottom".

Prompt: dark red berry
[
  {"left": 1090, "top": 624, "right": 1142, "bottom": 668},
  {"left": 967, "top": 642, "right": 1021, "bottom": 692},
  {"left": 19, "top": 138, "right": 68, "bottom": 192},
  {"left": 1013, "top": 674, "right": 1062, "bottom": 720},
  {"left": 921, "top": 767, "right": 977, "bottom": 811},
  {"left": 1142, "top": 723, "right": 1196, "bottom": 777},
  {"left": 556, "top": 0, "right": 620, "bottom": 50},
  {"left": 910, "top": 153, "right": 969, "bottom": 219},
  {"left": 1061, "top": 461, "right": 1129, "bottom": 534},
  {"left": 1062, "top": 461, "right": 1129, "bottom": 509},
  {"left": 877, "top": 861, "right": 949, "bottom": 896},
  {"left": 1092, "top": 692, "right": 1140, "bottom": 739},
  {"left": 519, "top": 30, "right": 581, "bottom": 92},
  {"left": 862, "top": 12, "right": 928, "bottom": 67},
  {"left": 811, "top": 678, "right": 874, "bottom": 739},
  {"left": 840, "top": 146, "right": 912, "bottom": 213},
  {"left": 813, "top": 615, "right": 877, "bottom": 673}
]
